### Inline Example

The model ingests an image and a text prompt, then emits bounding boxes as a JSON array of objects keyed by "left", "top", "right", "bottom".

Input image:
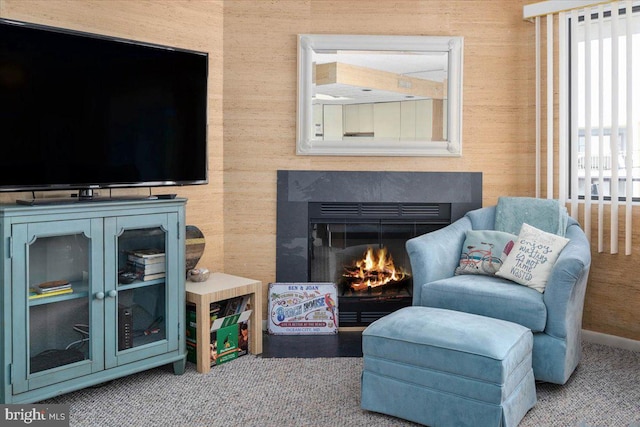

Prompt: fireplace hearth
[{"left": 276, "top": 171, "right": 482, "bottom": 327}]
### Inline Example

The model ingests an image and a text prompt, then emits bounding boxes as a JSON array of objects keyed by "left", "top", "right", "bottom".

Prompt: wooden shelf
[{"left": 28, "top": 282, "right": 89, "bottom": 307}]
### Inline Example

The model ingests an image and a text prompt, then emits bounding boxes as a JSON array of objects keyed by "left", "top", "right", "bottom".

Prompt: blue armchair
[{"left": 406, "top": 205, "right": 591, "bottom": 384}]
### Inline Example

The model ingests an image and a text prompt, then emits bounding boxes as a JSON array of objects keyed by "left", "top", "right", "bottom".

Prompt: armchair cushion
[
  {"left": 454, "top": 229, "right": 517, "bottom": 276},
  {"left": 496, "top": 223, "right": 570, "bottom": 293},
  {"left": 418, "top": 274, "right": 547, "bottom": 332}
]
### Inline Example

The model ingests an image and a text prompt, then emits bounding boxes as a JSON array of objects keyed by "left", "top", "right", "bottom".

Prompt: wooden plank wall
[{"left": 1, "top": 0, "right": 638, "bottom": 342}]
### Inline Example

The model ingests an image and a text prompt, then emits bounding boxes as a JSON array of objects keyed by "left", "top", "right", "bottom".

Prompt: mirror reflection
[
  {"left": 297, "top": 35, "right": 463, "bottom": 156},
  {"left": 313, "top": 50, "right": 448, "bottom": 142}
]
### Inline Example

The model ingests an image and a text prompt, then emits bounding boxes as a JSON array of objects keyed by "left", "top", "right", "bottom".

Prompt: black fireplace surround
[{"left": 276, "top": 171, "right": 482, "bottom": 326}]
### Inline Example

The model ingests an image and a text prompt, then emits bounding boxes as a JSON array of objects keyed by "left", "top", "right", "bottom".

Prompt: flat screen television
[{"left": 0, "top": 18, "right": 208, "bottom": 200}]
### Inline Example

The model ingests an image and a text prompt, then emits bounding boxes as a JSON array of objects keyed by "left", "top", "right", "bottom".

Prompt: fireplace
[
  {"left": 276, "top": 171, "right": 482, "bottom": 327},
  {"left": 309, "top": 202, "right": 450, "bottom": 325}
]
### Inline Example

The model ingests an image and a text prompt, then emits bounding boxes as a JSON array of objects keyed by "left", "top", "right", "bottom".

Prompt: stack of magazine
[
  {"left": 128, "top": 249, "right": 166, "bottom": 281},
  {"left": 29, "top": 280, "right": 73, "bottom": 299}
]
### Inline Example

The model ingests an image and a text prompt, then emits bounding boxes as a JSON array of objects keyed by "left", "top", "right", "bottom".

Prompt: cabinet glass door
[
  {"left": 118, "top": 227, "right": 167, "bottom": 349},
  {"left": 105, "top": 214, "right": 178, "bottom": 367},
  {"left": 12, "top": 219, "right": 102, "bottom": 394}
]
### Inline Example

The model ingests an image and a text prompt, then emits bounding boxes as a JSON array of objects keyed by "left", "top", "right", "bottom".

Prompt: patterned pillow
[
  {"left": 455, "top": 230, "right": 517, "bottom": 276},
  {"left": 496, "top": 223, "right": 570, "bottom": 293}
]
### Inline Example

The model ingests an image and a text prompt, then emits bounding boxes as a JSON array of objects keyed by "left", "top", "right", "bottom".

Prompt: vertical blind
[{"left": 525, "top": 0, "right": 638, "bottom": 255}]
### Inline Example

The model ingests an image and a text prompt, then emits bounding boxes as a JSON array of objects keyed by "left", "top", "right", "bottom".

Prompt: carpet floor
[{"left": 40, "top": 341, "right": 639, "bottom": 426}]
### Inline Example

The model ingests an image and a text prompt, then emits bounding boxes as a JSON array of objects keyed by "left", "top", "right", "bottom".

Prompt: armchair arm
[
  {"left": 543, "top": 221, "right": 592, "bottom": 339},
  {"left": 406, "top": 216, "right": 472, "bottom": 305}
]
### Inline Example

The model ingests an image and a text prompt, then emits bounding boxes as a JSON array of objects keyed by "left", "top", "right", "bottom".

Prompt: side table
[{"left": 185, "top": 272, "right": 263, "bottom": 373}]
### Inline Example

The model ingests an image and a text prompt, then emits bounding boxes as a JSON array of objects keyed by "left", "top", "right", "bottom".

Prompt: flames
[{"left": 343, "top": 247, "right": 409, "bottom": 291}]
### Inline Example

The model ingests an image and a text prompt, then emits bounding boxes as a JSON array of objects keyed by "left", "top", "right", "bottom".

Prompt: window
[{"left": 570, "top": 3, "right": 640, "bottom": 201}]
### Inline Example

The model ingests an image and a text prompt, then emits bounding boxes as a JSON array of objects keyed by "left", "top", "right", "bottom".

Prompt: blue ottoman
[{"left": 361, "top": 306, "right": 536, "bottom": 427}]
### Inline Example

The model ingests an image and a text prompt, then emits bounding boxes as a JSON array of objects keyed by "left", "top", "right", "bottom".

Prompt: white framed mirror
[{"left": 297, "top": 34, "right": 463, "bottom": 156}]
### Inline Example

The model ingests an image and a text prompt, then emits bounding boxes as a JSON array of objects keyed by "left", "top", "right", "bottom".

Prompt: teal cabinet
[{"left": 0, "top": 199, "right": 187, "bottom": 403}]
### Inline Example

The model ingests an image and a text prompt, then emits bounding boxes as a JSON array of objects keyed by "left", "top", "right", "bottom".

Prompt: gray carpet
[{"left": 41, "top": 342, "right": 639, "bottom": 426}]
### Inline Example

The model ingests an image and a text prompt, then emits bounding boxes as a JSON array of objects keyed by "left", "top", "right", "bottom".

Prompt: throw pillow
[
  {"left": 455, "top": 230, "right": 517, "bottom": 276},
  {"left": 496, "top": 222, "right": 570, "bottom": 292}
]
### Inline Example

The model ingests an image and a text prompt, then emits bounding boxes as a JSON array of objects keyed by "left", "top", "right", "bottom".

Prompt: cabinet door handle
[
  {"left": 107, "top": 290, "right": 118, "bottom": 298},
  {"left": 95, "top": 292, "right": 105, "bottom": 300}
]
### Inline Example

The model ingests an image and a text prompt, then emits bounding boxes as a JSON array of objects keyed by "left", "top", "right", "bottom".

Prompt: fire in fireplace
[{"left": 342, "top": 246, "right": 410, "bottom": 293}]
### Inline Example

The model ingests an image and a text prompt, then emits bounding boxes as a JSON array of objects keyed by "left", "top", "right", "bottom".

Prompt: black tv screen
[{"left": 0, "top": 19, "right": 208, "bottom": 194}]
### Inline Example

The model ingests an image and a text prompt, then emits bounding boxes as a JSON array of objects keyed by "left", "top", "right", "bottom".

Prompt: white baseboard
[{"left": 582, "top": 329, "right": 640, "bottom": 352}]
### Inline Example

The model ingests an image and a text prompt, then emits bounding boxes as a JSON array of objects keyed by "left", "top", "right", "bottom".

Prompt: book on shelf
[
  {"left": 222, "top": 295, "right": 250, "bottom": 317},
  {"left": 222, "top": 297, "right": 242, "bottom": 317},
  {"left": 211, "top": 301, "right": 228, "bottom": 321},
  {"left": 29, "top": 287, "right": 73, "bottom": 299},
  {"left": 128, "top": 261, "right": 165, "bottom": 275},
  {"left": 186, "top": 301, "right": 225, "bottom": 337},
  {"left": 237, "top": 295, "right": 251, "bottom": 313},
  {"left": 128, "top": 249, "right": 165, "bottom": 265},
  {"left": 136, "top": 272, "right": 166, "bottom": 281},
  {"left": 32, "top": 280, "right": 72, "bottom": 294}
]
